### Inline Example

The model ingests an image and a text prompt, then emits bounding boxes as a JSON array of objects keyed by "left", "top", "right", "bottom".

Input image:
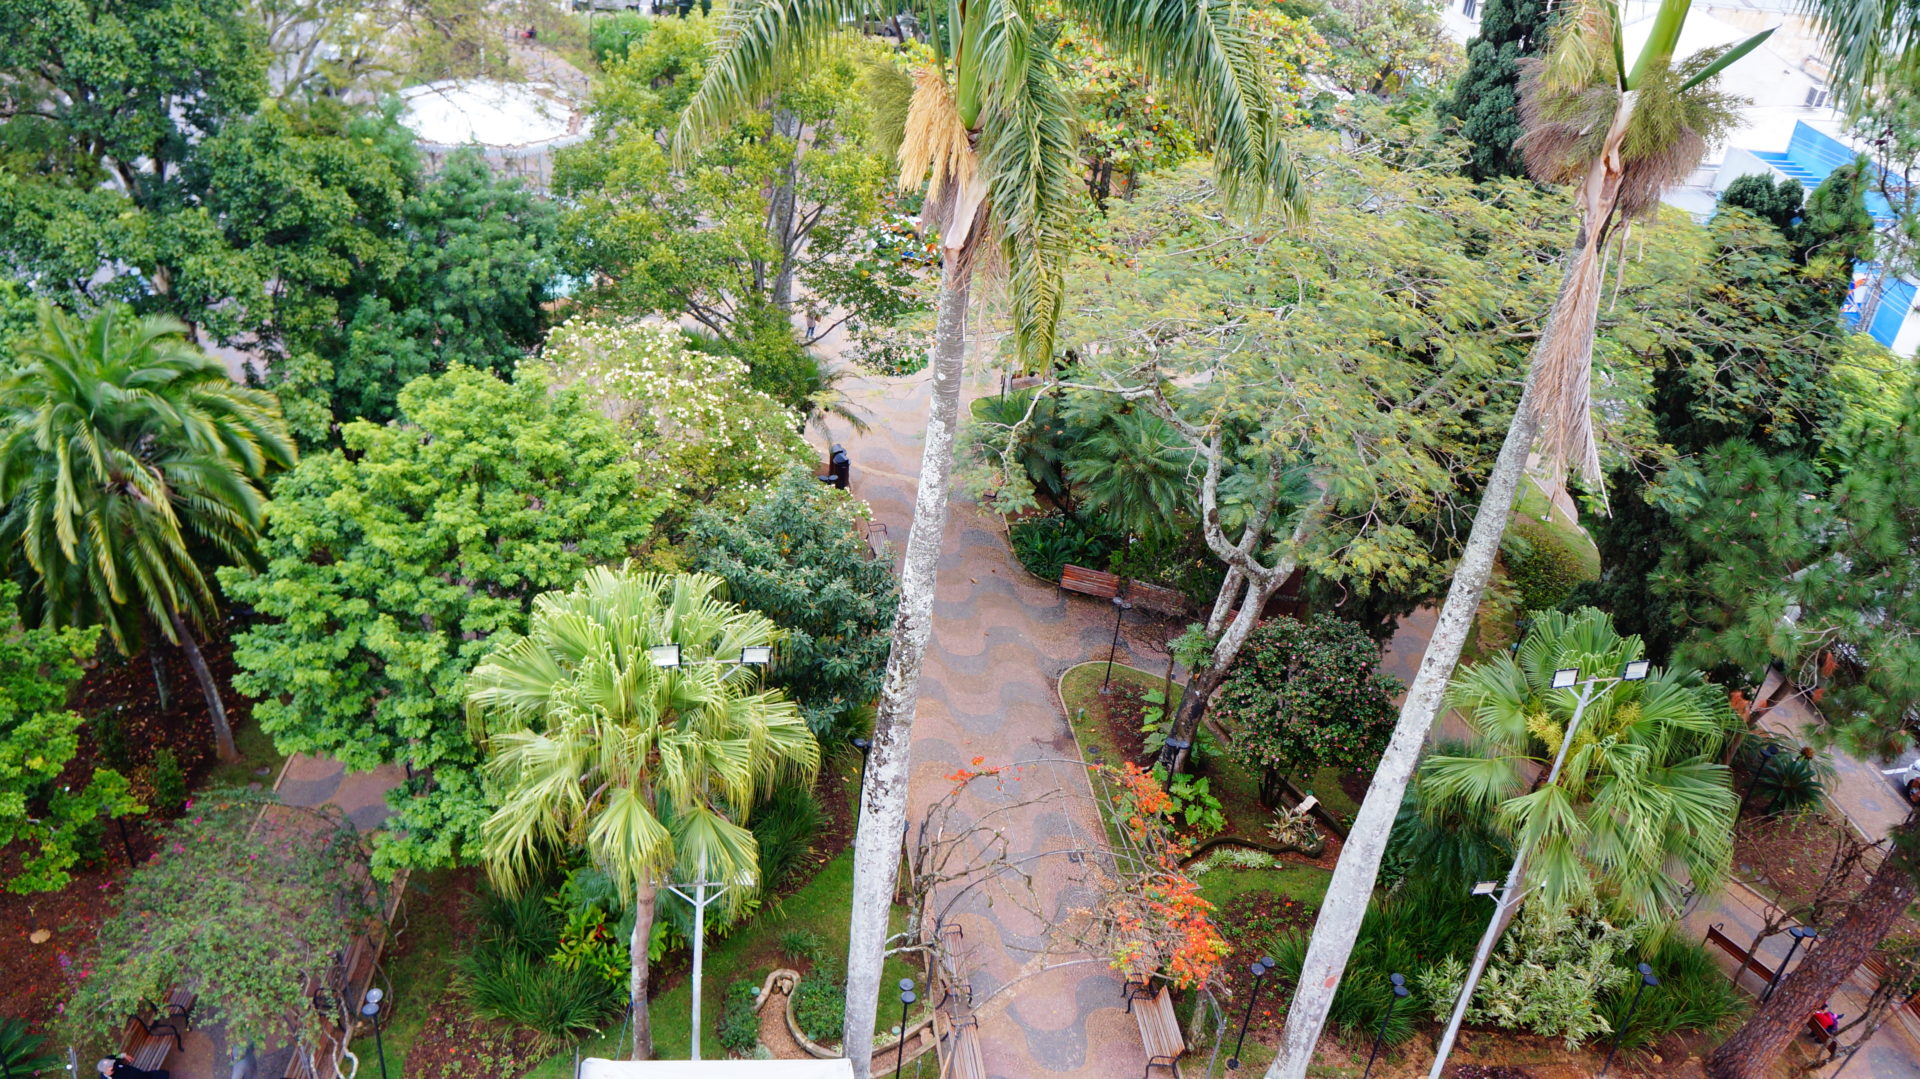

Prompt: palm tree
[
  {"left": 466, "top": 568, "right": 819, "bottom": 1061},
  {"left": 679, "top": 3, "right": 1304, "bottom": 1070},
  {"left": 801, "top": 354, "right": 872, "bottom": 457},
  {"left": 1062, "top": 403, "right": 1195, "bottom": 541},
  {"left": 0, "top": 304, "right": 295, "bottom": 761},
  {"left": 1419, "top": 607, "right": 1737, "bottom": 920},
  {"left": 1270, "top": 4, "right": 1771, "bottom": 1072}
]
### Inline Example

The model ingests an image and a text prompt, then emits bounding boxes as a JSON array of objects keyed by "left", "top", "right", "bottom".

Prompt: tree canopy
[{"left": 221, "top": 367, "right": 665, "bottom": 872}]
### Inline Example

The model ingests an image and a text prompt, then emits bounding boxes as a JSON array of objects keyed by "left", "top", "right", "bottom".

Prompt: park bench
[
  {"left": 1059, "top": 564, "right": 1121, "bottom": 600},
  {"left": 1122, "top": 978, "right": 1185, "bottom": 1077},
  {"left": 937, "top": 1013, "right": 986, "bottom": 1079},
  {"left": 118, "top": 988, "right": 196, "bottom": 1071},
  {"left": 1122, "top": 580, "right": 1193, "bottom": 618}
]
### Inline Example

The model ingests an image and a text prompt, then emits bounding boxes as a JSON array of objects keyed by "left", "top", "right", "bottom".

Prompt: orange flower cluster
[{"left": 1097, "top": 763, "right": 1228, "bottom": 990}]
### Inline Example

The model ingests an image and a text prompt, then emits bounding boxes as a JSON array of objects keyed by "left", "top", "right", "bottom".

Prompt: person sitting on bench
[{"left": 100, "top": 1057, "right": 169, "bottom": 1079}]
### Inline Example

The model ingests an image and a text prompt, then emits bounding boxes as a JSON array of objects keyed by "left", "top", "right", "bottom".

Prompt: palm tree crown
[
  {"left": 1418, "top": 607, "right": 1738, "bottom": 921},
  {"left": 0, "top": 302, "right": 296, "bottom": 652},
  {"left": 468, "top": 568, "right": 820, "bottom": 901}
]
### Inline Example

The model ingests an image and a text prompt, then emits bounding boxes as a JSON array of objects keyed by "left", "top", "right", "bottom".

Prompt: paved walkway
[{"left": 818, "top": 328, "right": 1160, "bottom": 1078}]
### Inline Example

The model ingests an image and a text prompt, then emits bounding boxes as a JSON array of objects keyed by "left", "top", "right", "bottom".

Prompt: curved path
[{"left": 820, "top": 334, "right": 1164, "bottom": 1079}]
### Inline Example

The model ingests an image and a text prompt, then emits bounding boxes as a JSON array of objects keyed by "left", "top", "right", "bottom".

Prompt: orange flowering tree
[{"left": 1093, "top": 763, "right": 1230, "bottom": 990}]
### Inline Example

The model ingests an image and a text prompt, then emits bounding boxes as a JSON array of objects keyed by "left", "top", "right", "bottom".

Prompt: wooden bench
[
  {"left": 939, "top": 1014, "right": 986, "bottom": 1079},
  {"left": 1059, "top": 564, "right": 1121, "bottom": 600},
  {"left": 1122, "top": 980, "right": 1184, "bottom": 1077},
  {"left": 118, "top": 988, "right": 196, "bottom": 1071},
  {"left": 1122, "top": 580, "right": 1193, "bottom": 618}
]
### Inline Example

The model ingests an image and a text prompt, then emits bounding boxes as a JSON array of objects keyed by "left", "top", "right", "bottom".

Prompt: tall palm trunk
[
  {"left": 629, "top": 881, "right": 659, "bottom": 1060},
  {"left": 841, "top": 243, "right": 974, "bottom": 1078},
  {"left": 170, "top": 609, "right": 237, "bottom": 761},
  {"left": 1268, "top": 377, "right": 1541, "bottom": 1079},
  {"left": 1706, "top": 831, "right": 1919, "bottom": 1078}
]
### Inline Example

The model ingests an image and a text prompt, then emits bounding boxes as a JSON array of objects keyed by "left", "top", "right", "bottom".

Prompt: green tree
[
  {"left": 0, "top": 305, "right": 296, "bottom": 761},
  {"left": 1666, "top": 397, "right": 1920, "bottom": 1077},
  {"left": 1311, "top": 0, "right": 1461, "bottom": 97},
  {"left": 1418, "top": 607, "right": 1737, "bottom": 920},
  {"left": 1276, "top": 5, "right": 1778, "bottom": 1063},
  {"left": 1716, "top": 174, "right": 1803, "bottom": 234},
  {"left": 1580, "top": 171, "right": 1873, "bottom": 661},
  {"left": 220, "top": 367, "right": 664, "bottom": 872},
  {"left": 1214, "top": 614, "right": 1401, "bottom": 806},
  {"left": 0, "top": 585, "right": 137, "bottom": 894},
  {"left": 1443, "top": 0, "right": 1552, "bottom": 181},
  {"left": 680, "top": 0, "right": 1303, "bottom": 1064},
  {"left": 468, "top": 568, "right": 819, "bottom": 1060},
  {"left": 691, "top": 472, "right": 899, "bottom": 742},
  {"left": 67, "top": 793, "right": 374, "bottom": 1059},
  {"left": 1060, "top": 400, "right": 1196, "bottom": 541}
]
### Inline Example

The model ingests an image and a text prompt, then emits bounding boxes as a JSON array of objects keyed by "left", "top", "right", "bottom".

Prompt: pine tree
[{"left": 1444, "top": 0, "right": 1551, "bottom": 182}]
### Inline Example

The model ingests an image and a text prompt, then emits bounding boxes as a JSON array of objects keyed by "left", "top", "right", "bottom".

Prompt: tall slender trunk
[
  {"left": 170, "top": 609, "right": 237, "bottom": 761},
  {"left": 767, "top": 109, "right": 804, "bottom": 312},
  {"left": 629, "top": 881, "right": 659, "bottom": 1060},
  {"left": 1267, "top": 376, "right": 1540, "bottom": 1078},
  {"left": 148, "top": 646, "right": 172, "bottom": 713},
  {"left": 1706, "top": 837, "right": 1918, "bottom": 1079},
  {"left": 840, "top": 244, "right": 974, "bottom": 1078}
]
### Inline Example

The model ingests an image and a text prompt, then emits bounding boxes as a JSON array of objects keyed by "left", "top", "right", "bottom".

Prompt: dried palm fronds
[{"left": 898, "top": 67, "right": 987, "bottom": 249}]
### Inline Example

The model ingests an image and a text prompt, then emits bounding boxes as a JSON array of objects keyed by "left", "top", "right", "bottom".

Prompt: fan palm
[
  {"left": 680, "top": 2, "right": 1303, "bottom": 1070},
  {"left": 1418, "top": 607, "right": 1737, "bottom": 920},
  {"left": 466, "top": 568, "right": 819, "bottom": 1061},
  {"left": 1273, "top": 6, "right": 1771, "bottom": 1073},
  {"left": 1063, "top": 403, "right": 1196, "bottom": 540},
  {"left": 0, "top": 304, "right": 296, "bottom": 761}
]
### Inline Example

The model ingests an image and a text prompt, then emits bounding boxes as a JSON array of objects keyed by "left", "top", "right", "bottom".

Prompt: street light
[
  {"left": 1226, "top": 955, "right": 1277, "bottom": 1069},
  {"left": 1361, "top": 974, "right": 1409, "bottom": 1079},
  {"left": 1429, "top": 659, "right": 1651, "bottom": 1079},
  {"left": 1762, "top": 926, "right": 1819, "bottom": 1002},
  {"left": 648, "top": 645, "right": 775, "bottom": 669},
  {"left": 1101, "top": 597, "right": 1134, "bottom": 693},
  {"left": 1598, "top": 963, "right": 1658, "bottom": 1078},
  {"left": 895, "top": 981, "right": 917, "bottom": 1077},
  {"left": 358, "top": 989, "right": 389, "bottom": 1079},
  {"left": 1741, "top": 743, "right": 1783, "bottom": 814}
]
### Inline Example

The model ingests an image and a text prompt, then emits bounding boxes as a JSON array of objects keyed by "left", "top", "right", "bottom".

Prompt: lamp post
[
  {"left": 665, "top": 854, "right": 743, "bottom": 1060},
  {"left": 895, "top": 980, "right": 916, "bottom": 1077},
  {"left": 1598, "top": 963, "right": 1658, "bottom": 1079},
  {"left": 1361, "top": 974, "right": 1409, "bottom": 1079},
  {"left": 1762, "top": 926, "right": 1818, "bottom": 1002},
  {"left": 1740, "top": 743, "right": 1783, "bottom": 814},
  {"left": 1429, "top": 658, "right": 1652, "bottom": 1079},
  {"left": 358, "top": 989, "right": 389, "bottom": 1079},
  {"left": 852, "top": 736, "right": 873, "bottom": 790},
  {"left": 1225, "top": 955, "right": 1277, "bottom": 1069},
  {"left": 1101, "top": 597, "right": 1133, "bottom": 693}
]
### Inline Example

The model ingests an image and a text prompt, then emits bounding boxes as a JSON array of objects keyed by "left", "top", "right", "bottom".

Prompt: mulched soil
[
  {"left": 1733, "top": 807, "right": 1920, "bottom": 941},
  {"left": 1213, "top": 890, "right": 1318, "bottom": 1054},
  {"left": 2, "top": 629, "right": 257, "bottom": 1036}
]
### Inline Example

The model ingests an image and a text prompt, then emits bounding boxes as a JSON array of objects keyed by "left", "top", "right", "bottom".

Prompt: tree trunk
[
  {"left": 1706, "top": 842, "right": 1918, "bottom": 1079},
  {"left": 767, "top": 109, "right": 803, "bottom": 312},
  {"left": 149, "top": 646, "right": 172, "bottom": 713},
  {"left": 1266, "top": 375, "right": 1540, "bottom": 1079},
  {"left": 840, "top": 242, "right": 974, "bottom": 1079},
  {"left": 629, "top": 881, "right": 659, "bottom": 1060},
  {"left": 170, "top": 610, "right": 237, "bottom": 762}
]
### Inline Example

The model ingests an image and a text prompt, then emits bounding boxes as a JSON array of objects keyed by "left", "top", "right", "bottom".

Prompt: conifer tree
[{"left": 1444, "top": 0, "right": 1551, "bottom": 182}]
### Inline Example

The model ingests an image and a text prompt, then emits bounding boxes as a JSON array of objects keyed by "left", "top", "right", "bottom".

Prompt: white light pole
[
  {"left": 1427, "top": 658, "right": 1651, "bottom": 1079},
  {"left": 665, "top": 852, "right": 751, "bottom": 1061}
]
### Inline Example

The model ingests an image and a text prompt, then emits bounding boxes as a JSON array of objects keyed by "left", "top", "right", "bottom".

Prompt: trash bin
[{"left": 819, "top": 444, "right": 851, "bottom": 490}]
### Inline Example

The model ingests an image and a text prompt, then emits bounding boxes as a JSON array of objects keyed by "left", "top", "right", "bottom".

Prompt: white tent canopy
[{"left": 577, "top": 1060, "right": 854, "bottom": 1079}]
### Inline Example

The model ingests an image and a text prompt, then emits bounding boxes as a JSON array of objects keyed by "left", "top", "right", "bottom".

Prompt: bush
[
  {"left": 1214, "top": 615, "right": 1402, "bottom": 807},
  {"left": 779, "top": 929, "right": 828, "bottom": 964},
  {"left": 1500, "top": 519, "right": 1591, "bottom": 614},
  {"left": 1419, "top": 903, "right": 1638, "bottom": 1048},
  {"left": 1008, "top": 513, "right": 1117, "bottom": 581},
  {"left": 0, "top": 1017, "right": 60, "bottom": 1076},
  {"left": 1740, "top": 736, "right": 1827, "bottom": 815},
  {"left": 588, "top": 12, "right": 650, "bottom": 63},
  {"left": 793, "top": 966, "right": 846, "bottom": 1044},
  {"left": 751, "top": 784, "right": 824, "bottom": 893},
  {"left": 717, "top": 979, "right": 762, "bottom": 1056},
  {"left": 149, "top": 747, "right": 187, "bottom": 815},
  {"left": 455, "top": 883, "right": 624, "bottom": 1055},
  {"left": 1599, "top": 931, "right": 1748, "bottom": 1049},
  {"left": 1105, "top": 528, "right": 1225, "bottom": 611}
]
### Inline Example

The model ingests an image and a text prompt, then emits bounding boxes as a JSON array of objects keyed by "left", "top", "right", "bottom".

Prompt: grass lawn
[
  {"left": 1195, "top": 863, "right": 1331, "bottom": 910},
  {"left": 375, "top": 868, "right": 469, "bottom": 1077},
  {"left": 1059, "top": 658, "right": 1181, "bottom": 763},
  {"left": 522, "top": 851, "right": 922, "bottom": 1074},
  {"left": 204, "top": 715, "right": 288, "bottom": 791}
]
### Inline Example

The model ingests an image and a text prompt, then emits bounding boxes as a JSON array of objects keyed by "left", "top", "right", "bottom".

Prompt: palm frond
[{"left": 675, "top": 0, "right": 867, "bottom": 158}]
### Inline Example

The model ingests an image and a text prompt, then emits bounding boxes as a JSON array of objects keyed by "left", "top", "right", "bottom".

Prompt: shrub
[
  {"left": 779, "top": 929, "right": 828, "bottom": 964},
  {"left": 588, "top": 12, "right": 651, "bottom": 64},
  {"left": 1599, "top": 931, "right": 1747, "bottom": 1049},
  {"left": 1214, "top": 615, "right": 1402, "bottom": 807},
  {"left": 149, "top": 748, "right": 187, "bottom": 816},
  {"left": 1419, "top": 903, "right": 1638, "bottom": 1048},
  {"left": 1500, "top": 519, "right": 1592, "bottom": 614},
  {"left": 1740, "top": 736, "right": 1828, "bottom": 816},
  {"left": 1157, "top": 768, "right": 1226, "bottom": 838},
  {"left": 717, "top": 979, "right": 762, "bottom": 1056},
  {"left": 1008, "top": 513, "right": 1117, "bottom": 581},
  {"left": 960, "top": 389, "right": 1069, "bottom": 512},
  {"left": 0, "top": 1017, "right": 60, "bottom": 1076},
  {"left": 751, "top": 784, "right": 824, "bottom": 893},
  {"left": 456, "top": 884, "right": 623, "bottom": 1055},
  {"left": 1106, "top": 529, "right": 1226, "bottom": 611},
  {"left": 793, "top": 966, "right": 846, "bottom": 1044}
]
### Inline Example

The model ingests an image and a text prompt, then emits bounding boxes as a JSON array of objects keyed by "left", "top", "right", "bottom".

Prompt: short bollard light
[{"left": 1226, "top": 955, "right": 1277, "bottom": 1070}]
